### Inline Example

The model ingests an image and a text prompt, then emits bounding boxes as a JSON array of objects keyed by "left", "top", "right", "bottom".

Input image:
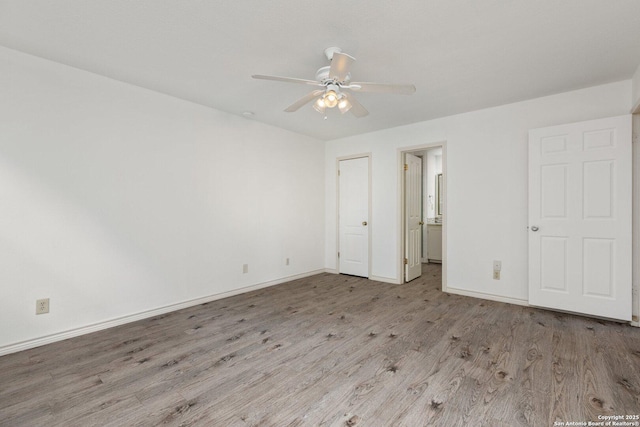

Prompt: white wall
[
  {"left": 0, "top": 47, "right": 325, "bottom": 351},
  {"left": 325, "top": 80, "right": 632, "bottom": 301}
]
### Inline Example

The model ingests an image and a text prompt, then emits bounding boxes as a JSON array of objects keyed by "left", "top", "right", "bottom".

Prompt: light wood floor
[{"left": 1, "top": 264, "right": 640, "bottom": 426}]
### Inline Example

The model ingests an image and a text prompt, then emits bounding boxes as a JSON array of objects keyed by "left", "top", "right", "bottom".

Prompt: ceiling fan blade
[
  {"left": 348, "top": 82, "right": 416, "bottom": 94},
  {"left": 284, "top": 90, "right": 324, "bottom": 112},
  {"left": 344, "top": 92, "right": 369, "bottom": 118},
  {"left": 252, "top": 75, "right": 322, "bottom": 86},
  {"left": 329, "top": 52, "right": 355, "bottom": 81}
]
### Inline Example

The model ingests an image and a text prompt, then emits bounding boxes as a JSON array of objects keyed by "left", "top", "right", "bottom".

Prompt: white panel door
[
  {"left": 339, "top": 157, "right": 369, "bottom": 277},
  {"left": 529, "top": 115, "right": 632, "bottom": 320},
  {"left": 405, "top": 153, "right": 423, "bottom": 282}
]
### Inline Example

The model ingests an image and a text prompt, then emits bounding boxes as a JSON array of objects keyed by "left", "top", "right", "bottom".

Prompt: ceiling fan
[{"left": 252, "top": 47, "right": 416, "bottom": 118}]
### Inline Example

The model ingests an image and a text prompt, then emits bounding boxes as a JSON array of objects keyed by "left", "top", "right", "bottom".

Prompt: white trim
[
  {"left": 0, "top": 269, "right": 325, "bottom": 356},
  {"left": 446, "top": 286, "right": 530, "bottom": 306},
  {"left": 324, "top": 268, "right": 339, "bottom": 274},
  {"left": 397, "top": 142, "right": 447, "bottom": 287},
  {"left": 369, "top": 275, "right": 402, "bottom": 285},
  {"left": 336, "top": 153, "right": 372, "bottom": 279}
]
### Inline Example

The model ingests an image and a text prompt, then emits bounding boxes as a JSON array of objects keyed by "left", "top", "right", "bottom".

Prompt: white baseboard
[
  {"left": 369, "top": 275, "right": 402, "bottom": 285},
  {"left": 0, "top": 269, "right": 325, "bottom": 357},
  {"left": 325, "top": 269, "right": 401, "bottom": 285},
  {"left": 443, "top": 286, "right": 530, "bottom": 307}
]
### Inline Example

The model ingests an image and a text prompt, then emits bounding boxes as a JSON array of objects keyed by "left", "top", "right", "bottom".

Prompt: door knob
[
  {"left": 531, "top": 226, "right": 539, "bottom": 232},
  {"left": 362, "top": 221, "right": 368, "bottom": 226},
  {"left": 419, "top": 221, "right": 424, "bottom": 225}
]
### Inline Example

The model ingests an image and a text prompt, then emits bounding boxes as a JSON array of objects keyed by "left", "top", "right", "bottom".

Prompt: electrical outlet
[
  {"left": 242, "top": 264, "right": 249, "bottom": 274},
  {"left": 36, "top": 298, "right": 49, "bottom": 315},
  {"left": 493, "top": 260, "right": 502, "bottom": 280},
  {"left": 286, "top": 258, "right": 290, "bottom": 266}
]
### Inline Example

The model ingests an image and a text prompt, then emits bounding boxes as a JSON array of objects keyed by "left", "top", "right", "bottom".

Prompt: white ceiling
[{"left": 1, "top": 1, "right": 640, "bottom": 141}]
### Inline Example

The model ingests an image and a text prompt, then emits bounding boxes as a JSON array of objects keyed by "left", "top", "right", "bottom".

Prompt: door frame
[
  {"left": 336, "top": 153, "right": 372, "bottom": 278},
  {"left": 630, "top": 112, "right": 639, "bottom": 326},
  {"left": 398, "top": 142, "right": 447, "bottom": 287}
]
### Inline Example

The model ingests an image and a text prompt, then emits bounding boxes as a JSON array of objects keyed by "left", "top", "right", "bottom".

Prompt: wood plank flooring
[{"left": 1, "top": 264, "right": 640, "bottom": 426}]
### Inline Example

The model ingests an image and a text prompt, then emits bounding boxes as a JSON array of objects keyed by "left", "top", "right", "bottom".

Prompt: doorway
[{"left": 399, "top": 144, "right": 446, "bottom": 286}]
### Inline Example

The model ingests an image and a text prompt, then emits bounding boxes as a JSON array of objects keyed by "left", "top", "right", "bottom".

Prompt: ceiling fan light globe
[
  {"left": 338, "top": 98, "right": 352, "bottom": 114},
  {"left": 324, "top": 90, "right": 339, "bottom": 108},
  {"left": 313, "top": 98, "right": 326, "bottom": 113}
]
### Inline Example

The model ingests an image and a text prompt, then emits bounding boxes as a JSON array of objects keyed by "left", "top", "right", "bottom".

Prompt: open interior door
[{"left": 405, "top": 153, "right": 423, "bottom": 282}]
